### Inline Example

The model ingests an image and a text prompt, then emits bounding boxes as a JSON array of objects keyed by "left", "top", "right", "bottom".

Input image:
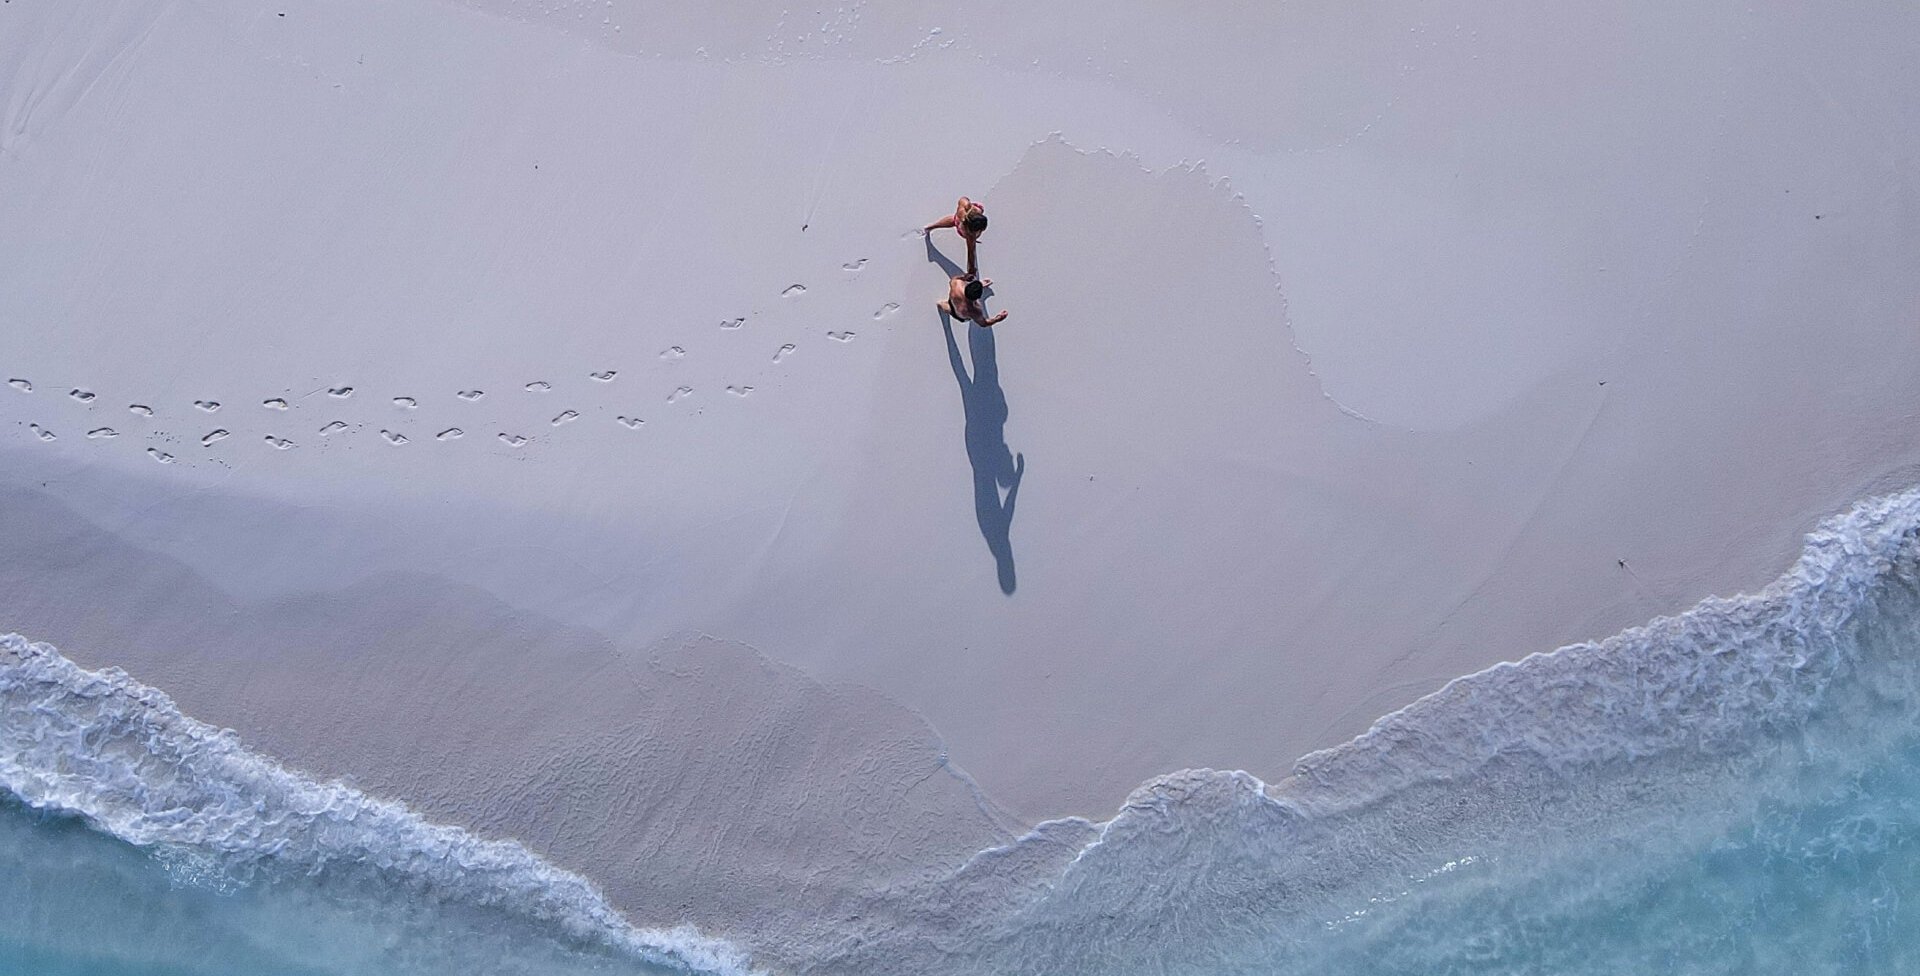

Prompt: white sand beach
[{"left": 3, "top": 0, "right": 1919, "bottom": 969}]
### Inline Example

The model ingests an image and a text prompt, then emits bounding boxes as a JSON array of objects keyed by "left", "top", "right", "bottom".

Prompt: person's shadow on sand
[
  {"left": 941, "top": 309, "right": 1024, "bottom": 595},
  {"left": 926, "top": 234, "right": 965, "bottom": 278}
]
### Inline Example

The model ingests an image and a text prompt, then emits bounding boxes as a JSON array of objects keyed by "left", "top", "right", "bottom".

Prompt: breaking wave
[
  {"left": 9, "top": 484, "right": 1920, "bottom": 975},
  {"left": 0, "top": 631, "right": 756, "bottom": 976},
  {"left": 827, "top": 485, "right": 1920, "bottom": 974}
]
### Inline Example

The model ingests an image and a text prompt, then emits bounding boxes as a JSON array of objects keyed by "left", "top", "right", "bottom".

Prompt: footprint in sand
[
  {"left": 69, "top": 389, "right": 96, "bottom": 403},
  {"left": 146, "top": 448, "right": 174, "bottom": 463},
  {"left": 129, "top": 404, "right": 154, "bottom": 416},
  {"left": 193, "top": 400, "right": 221, "bottom": 412},
  {"left": 457, "top": 390, "right": 485, "bottom": 401},
  {"left": 319, "top": 421, "right": 349, "bottom": 435},
  {"left": 328, "top": 386, "right": 354, "bottom": 398},
  {"left": 873, "top": 302, "right": 900, "bottom": 319},
  {"left": 720, "top": 318, "right": 745, "bottom": 330},
  {"left": 616, "top": 416, "right": 644, "bottom": 429},
  {"left": 660, "top": 346, "right": 686, "bottom": 360},
  {"left": 436, "top": 427, "right": 464, "bottom": 441},
  {"left": 842, "top": 258, "right": 868, "bottom": 272},
  {"left": 264, "top": 435, "right": 294, "bottom": 450},
  {"left": 590, "top": 370, "right": 617, "bottom": 382},
  {"left": 497, "top": 433, "right": 528, "bottom": 447},
  {"left": 28, "top": 423, "right": 55, "bottom": 442},
  {"left": 668, "top": 386, "right": 693, "bottom": 404},
  {"left": 525, "top": 381, "right": 551, "bottom": 393},
  {"left": 201, "top": 429, "right": 230, "bottom": 446},
  {"left": 828, "top": 331, "right": 856, "bottom": 342},
  {"left": 781, "top": 284, "right": 807, "bottom": 298},
  {"left": 393, "top": 396, "right": 417, "bottom": 408},
  {"left": 773, "top": 344, "right": 796, "bottom": 362},
  {"left": 726, "top": 385, "right": 754, "bottom": 397},
  {"left": 551, "top": 410, "right": 579, "bottom": 426},
  {"left": 380, "top": 430, "right": 408, "bottom": 446},
  {"left": 6, "top": 379, "right": 30, "bottom": 393},
  {"left": 262, "top": 398, "right": 288, "bottom": 410},
  {"left": 86, "top": 427, "right": 118, "bottom": 439}
]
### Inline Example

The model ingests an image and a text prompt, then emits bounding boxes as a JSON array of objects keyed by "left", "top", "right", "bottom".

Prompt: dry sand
[{"left": 3, "top": 0, "right": 1919, "bottom": 960}]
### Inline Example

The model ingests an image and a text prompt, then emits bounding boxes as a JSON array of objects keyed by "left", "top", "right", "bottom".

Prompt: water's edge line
[{"left": 0, "top": 632, "right": 761, "bottom": 976}]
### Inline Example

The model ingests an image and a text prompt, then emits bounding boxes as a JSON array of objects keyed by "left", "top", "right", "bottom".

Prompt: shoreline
[
  {"left": 4, "top": 0, "right": 1920, "bottom": 966},
  {"left": 10, "top": 476, "right": 1920, "bottom": 972}
]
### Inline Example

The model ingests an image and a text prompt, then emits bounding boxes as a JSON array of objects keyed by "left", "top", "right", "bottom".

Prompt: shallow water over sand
[
  {"left": 9, "top": 489, "right": 1920, "bottom": 974},
  {"left": 0, "top": 797, "right": 694, "bottom": 976}
]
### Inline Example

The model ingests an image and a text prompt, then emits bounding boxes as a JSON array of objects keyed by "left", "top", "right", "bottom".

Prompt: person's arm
[{"left": 982, "top": 310, "right": 1009, "bottom": 327}]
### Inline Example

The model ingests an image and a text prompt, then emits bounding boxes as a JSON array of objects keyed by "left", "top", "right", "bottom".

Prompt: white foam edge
[{"left": 0, "top": 632, "right": 761, "bottom": 976}]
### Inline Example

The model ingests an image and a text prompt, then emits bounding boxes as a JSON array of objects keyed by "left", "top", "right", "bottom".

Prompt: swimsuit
[{"left": 958, "top": 203, "right": 983, "bottom": 240}]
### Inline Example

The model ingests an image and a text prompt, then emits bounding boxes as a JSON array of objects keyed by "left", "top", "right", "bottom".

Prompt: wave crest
[
  {"left": 834, "top": 486, "right": 1920, "bottom": 975},
  {"left": 0, "top": 632, "right": 755, "bottom": 976}
]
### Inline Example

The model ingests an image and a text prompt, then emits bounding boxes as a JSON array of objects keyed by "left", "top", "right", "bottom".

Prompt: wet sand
[{"left": 3, "top": 0, "right": 1919, "bottom": 962}]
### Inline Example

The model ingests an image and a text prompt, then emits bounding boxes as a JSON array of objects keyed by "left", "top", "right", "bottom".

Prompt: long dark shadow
[
  {"left": 942, "top": 310, "right": 1023, "bottom": 594},
  {"left": 925, "top": 233, "right": 965, "bottom": 277}
]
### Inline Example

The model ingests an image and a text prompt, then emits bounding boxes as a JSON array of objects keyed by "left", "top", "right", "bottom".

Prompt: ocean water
[
  {"left": 8, "top": 486, "right": 1920, "bottom": 975},
  {"left": 0, "top": 798, "right": 669, "bottom": 976},
  {"left": 0, "top": 633, "right": 748, "bottom": 976}
]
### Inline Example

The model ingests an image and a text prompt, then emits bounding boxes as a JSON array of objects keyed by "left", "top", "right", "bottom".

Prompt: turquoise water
[
  {"left": 8, "top": 728, "right": 1920, "bottom": 976},
  {"left": 1297, "top": 728, "right": 1920, "bottom": 974},
  {"left": 0, "top": 800, "right": 678, "bottom": 976},
  {"left": 8, "top": 487, "right": 1920, "bottom": 975},
  {"left": 0, "top": 631, "right": 745, "bottom": 976},
  {"left": 821, "top": 486, "right": 1920, "bottom": 975}
]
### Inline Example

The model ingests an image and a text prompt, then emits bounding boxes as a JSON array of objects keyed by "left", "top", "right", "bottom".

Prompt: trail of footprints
[
  {"left": 15, "top": 364, "right": 789, "bottom": 457},
  {"left": 10, "top": 261, "right": 897, "bottom": 460}
]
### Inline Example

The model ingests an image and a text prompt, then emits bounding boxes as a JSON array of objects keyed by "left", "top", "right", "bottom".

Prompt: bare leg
[{"left": 924, "top": 214, "right": 957, "bottom": 232}]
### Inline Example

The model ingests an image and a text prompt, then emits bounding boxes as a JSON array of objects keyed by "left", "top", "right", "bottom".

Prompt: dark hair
[
  {"left": 965, "top": 280, "right": 984, "bottom": 301},
  {"left": 963, "top": 213, "right": 988, "bottom": 235}
]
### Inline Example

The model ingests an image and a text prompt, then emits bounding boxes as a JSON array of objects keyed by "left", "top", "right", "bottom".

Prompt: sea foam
[
  {"left": 823, "top": 486, "right": 1920, "bottom": 975},
  {"left": 0, "top": 632, "right": 756, "bottom": 976},
  {"left": 8, "top": 486, "right": 1920, "bottom": 975}
]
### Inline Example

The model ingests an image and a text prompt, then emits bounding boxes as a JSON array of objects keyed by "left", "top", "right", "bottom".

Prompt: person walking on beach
[
  {"left": 927, "top": 195, "right": 1003, "bottom": 325},
  {"left": 925, "top": 196, "right": 989, "bottom": 266},
  {"left": 940, "top": 272, "right": 1008, "bottom": 328}
]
